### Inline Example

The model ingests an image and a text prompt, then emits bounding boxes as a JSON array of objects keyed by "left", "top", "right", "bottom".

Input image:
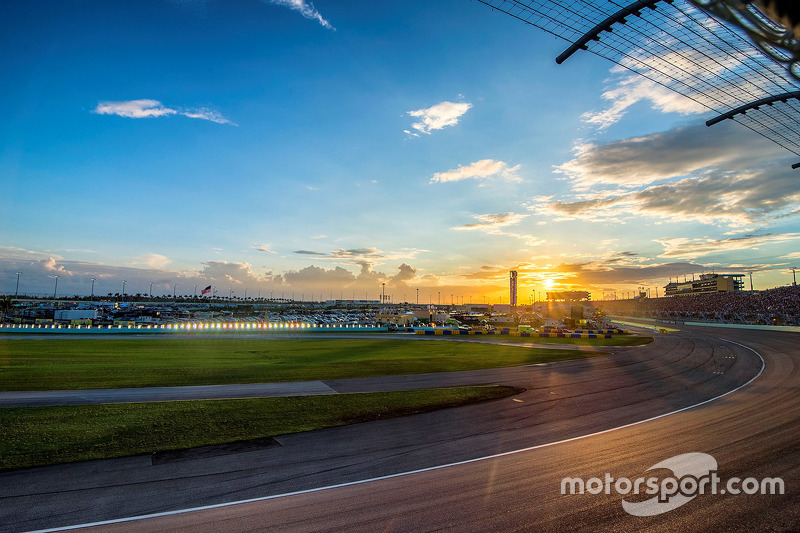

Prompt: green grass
[
  {"left": 0, "top": 386, "right": 521, "bottom": 471},
  {"left": 0, "top": 337, "right": 608, "bottom": 391}
]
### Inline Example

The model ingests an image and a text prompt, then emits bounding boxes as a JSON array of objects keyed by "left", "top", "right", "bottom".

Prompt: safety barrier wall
[
  {"left": 413, "top": 328, "right": 614, "bottom": 338},
  {"left": 0, "top": 323, "right": 387, "bottom": 334}
]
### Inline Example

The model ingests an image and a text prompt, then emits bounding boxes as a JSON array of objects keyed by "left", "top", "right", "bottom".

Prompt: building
[
  {"left": 664, "top": 273, "right": 745, "bottom": 296},
  {"left": 376, "top": 312, "right": 416, "bottom": 327}
]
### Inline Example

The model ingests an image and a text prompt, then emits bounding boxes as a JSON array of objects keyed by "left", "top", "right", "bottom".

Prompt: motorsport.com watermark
[{"left": 561, "top": 453, "right": 785, "bottom": 516}]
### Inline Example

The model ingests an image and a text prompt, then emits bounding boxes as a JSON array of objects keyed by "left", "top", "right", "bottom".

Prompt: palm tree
[{"left": 0, "top": 295, "right": 13, "bottom": 316}]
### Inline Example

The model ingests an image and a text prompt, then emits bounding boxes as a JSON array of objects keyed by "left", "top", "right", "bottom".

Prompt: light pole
[
  {"left": 90, "top": 278, "right": 96, "bottom": 303},
  {"left": 122, "top": 280, "right": 126, "bottom": 302},
  {"left": 173, "top": 283, "right": 177, "bottom": 300},
  {"left": 382, "top": 283, "right": 386, "bottom": 304},
  {"left": 15, "top": 272, "right": 21, "bottom": 297},
  {"left": 53, "top": 275, "right": 59, "bottom": 299},
  {"left": 416, "top": 288, "right": 419, "bottom": 305},
  {"left": 792, "top": 267, "right": 797, "bottom": 286},
  {"left": 194, "top": 285, "right": 197, "bottom": 301},
  {"left": 149, "top": 282, "right": 153, "bottom": 299}
]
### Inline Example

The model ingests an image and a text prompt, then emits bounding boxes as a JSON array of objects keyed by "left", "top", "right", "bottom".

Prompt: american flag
[{"left": 201, "top": 285, "right": 212, "bottom": 296}]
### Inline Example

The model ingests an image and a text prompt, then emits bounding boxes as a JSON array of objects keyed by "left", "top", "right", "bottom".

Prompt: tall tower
[{"left": 509, "top": 270, "right": 518, "bottom": 309}]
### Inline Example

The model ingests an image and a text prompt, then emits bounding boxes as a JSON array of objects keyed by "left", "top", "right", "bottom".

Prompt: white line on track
[{"left": 29, "top": 338, "right": 765, "bottom": 533}]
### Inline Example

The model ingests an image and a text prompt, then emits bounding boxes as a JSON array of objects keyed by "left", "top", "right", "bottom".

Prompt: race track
[{"left": 1, "top": 325, "right": 797, "bottom": 532}]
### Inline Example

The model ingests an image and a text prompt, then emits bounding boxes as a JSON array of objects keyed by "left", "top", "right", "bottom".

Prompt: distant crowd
[{"left": 595, "top": 285, "right": 800, "bottom": 326}]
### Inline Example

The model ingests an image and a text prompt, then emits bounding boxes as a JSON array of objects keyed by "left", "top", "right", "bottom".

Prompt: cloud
[
  {"left": 656, "top": 234, "right": 800, "bottom": 259},
  {"left": 553, "top": 261, "right": 708, "bottom": 288},
  {"left": 554, "top": 123, "right": 781, "bottom": 190},
  {"left": 0, "top": 254, "right": 189, "bottom": 297},
  {"left": 531, "top": 168, "right": 800, "bottom": 226},
  {"left": 0, "top": 245, "right": 54, "bottom": 261},
  {"left": 280, "top": 262, "right": 418, "bottom": 292},
  {"left": 389, "top": 263, "right": 416, "bottom": 288},
  {"left": 94, "top": 99, "right": 176, "bottom": 119},
  {"left": 282, "top": 265, "right": 356, "bottom": 288},
  {"left": 93, "top": 99, "right": 235, "bottom": 125},
  {"left": 537, "top": 122, "right": 800, "bottom": 227},
  {"left": 581, "top": 40, "right": 751, "bottom": 129},
  {"left": 583, "top": 72, "right": 706, "bottom": 130},
  {"left": 130, "top": 253, "right": 171, "bottom": 270},
  {"left": 450, "top": 213, "right": 544, "bottom": 247},
  {"left": 266, "top": 0, "right": 334, "bottom": 30},
  {"left": 452, "top": 212, "right": 528, "bottom": 230},
  {"left": 180, "top": 107, "right": 236, "bottom": 125},
  {"left": 407, "top": 101, "right": 472, "bottom": 135},
  {"left": 458, "top": 259, "right": 718, "bottom": 290},
  {"left": 431, "top": 159, "right": 521, "bottom": 184},
  {"left": 198, "top": 261, "right": 270, "bottom": 287},
  {"left": 42, "top": 257, "right": 73, "bottom": 276},
  {"left": 253, "top": 243, "right": 277, "bottom": 254},
  {"left": 292, "top": 247, "right": 425, "bottom": 266}
]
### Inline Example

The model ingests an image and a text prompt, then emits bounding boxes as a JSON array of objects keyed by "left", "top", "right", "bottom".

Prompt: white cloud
[
  {"left": 581, "top": 40, "right": 751, "bottom": 129},
  {"left": 656, "top": 234, "right": 800, "bottom": 259},
  {"left": 181, "top": 107, "right": 235, "bottom": 125},
  {"left": 431, "top": 159, "right": 521, "bottom": 184},
  {"left": 267, "top": 0, "right": 334, "bottom": 30},
  {"left": 452, "top": 213, "right": 528, "bottom": 230},
  {"left": 43, "top": 256, "right": 73, "bottom": 276},
  {"left": 407, "top": 101, "right": 472, "bottom": 135},
  {"left": 93, "top": 99, "right": 234, "bottom": 125},
  {"left": 94, "top": 100, "right": 176, "bottom": 119},
  {"left": 131, "top": 253, "right": 171, "bottom": 270},
  {"left": 583, "top": 72, "right": 706, "bottom": 130}
]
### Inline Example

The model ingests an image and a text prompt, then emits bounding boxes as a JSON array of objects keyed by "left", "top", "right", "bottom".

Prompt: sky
[{"left": 2, "top": 0, "right": 800, "bottom": 302}]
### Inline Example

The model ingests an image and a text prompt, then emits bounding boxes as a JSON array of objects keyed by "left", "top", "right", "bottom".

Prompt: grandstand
[
  {"left": 664, "top": 273, "right": 745, "bottom": 296},
  {"left": 546, "top": 291, "right": 591, "bottom": 301},
  {"left": 596, "top": 284, "right": 800, "bottom": 325}
]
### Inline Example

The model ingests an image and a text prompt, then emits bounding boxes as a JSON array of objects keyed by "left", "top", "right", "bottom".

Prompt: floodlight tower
[{"left": 509, "top": 270, "right": 518, "bottom": 311}]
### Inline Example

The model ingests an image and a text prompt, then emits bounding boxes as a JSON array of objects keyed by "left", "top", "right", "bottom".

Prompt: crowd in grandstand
[{"left": 595, "top": 284, "right": 800, "bottom": 325}]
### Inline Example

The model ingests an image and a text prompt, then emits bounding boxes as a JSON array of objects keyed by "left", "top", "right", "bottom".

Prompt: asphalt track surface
[{"left": 1, "top": 325, "right": 798, "bottom": 532}]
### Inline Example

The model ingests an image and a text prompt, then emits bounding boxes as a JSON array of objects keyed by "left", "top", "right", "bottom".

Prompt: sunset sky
[{"left": 2, "top": 0, "right": 799, "bottom": 301}]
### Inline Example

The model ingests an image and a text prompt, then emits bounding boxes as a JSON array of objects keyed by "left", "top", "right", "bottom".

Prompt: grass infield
[
  {"left": 0, "top": 337, "right": 618, "bottom": 391},
  {"left": 472, "top": 335, "right": 653, "bottom": 346},
  {"left": 0, "top": 386, "right": 521, "bottom": 471}
]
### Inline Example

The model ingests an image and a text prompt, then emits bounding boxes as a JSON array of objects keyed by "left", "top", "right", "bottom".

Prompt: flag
[{"left": 201, "top": 285, "right": 212, "bottom": 296}]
